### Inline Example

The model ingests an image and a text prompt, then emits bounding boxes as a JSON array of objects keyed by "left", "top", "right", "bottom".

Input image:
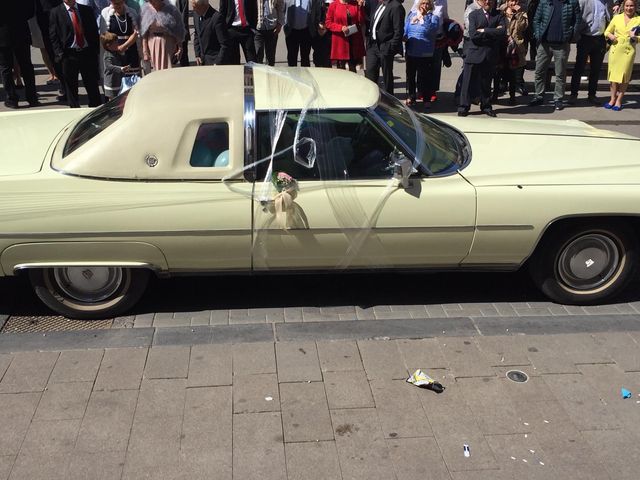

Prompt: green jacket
[{"left": 533, "top": 0, "right": 581, "bottom": 43}]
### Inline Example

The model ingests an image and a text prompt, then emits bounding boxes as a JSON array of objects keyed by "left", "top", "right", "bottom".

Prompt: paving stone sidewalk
[{"left": 1, "top": 330, "right": 640, "bottom": 480}]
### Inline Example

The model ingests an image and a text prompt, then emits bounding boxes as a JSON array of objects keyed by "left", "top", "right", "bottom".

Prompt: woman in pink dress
[{"left": 140, "top": 0, "right": 185, "bottom": 71}]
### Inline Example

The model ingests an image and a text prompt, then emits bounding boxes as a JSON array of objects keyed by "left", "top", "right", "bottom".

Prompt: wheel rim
[
  {"left": 52, "top": 267, "right": 124, "bottom": 303},
  {"left": 557, "top": 233, "right": 621, "bottom": 291}
]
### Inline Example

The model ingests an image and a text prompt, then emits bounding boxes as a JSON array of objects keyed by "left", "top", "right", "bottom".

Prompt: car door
[{"left": 251, "top": 110, "right": 476, "bottom": 271}]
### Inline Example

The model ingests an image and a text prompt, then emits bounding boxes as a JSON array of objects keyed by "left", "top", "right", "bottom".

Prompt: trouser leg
[
  {"left": 479, "top": 63, "right": 493, "bottom": 110},
  {"left": 534, "top": 42, "right": 552, "bottom": 97},
  {"left": 286, "top": 30, "right": 301, "bottom": 66},
  {"left": 0, "top": 46, "right": 18, "bottom": 102},
  {"left": 459, "top": 62, "right": 477, "bottom": 109},
  {"left": 552, "top": 43, "right": 569, "bottom": 101},
  {"left": 588, "top": 36, "right": 606, "bottom": 98},
  {"left": 13, "top": 42, "right": 37, "bottom": 103},
  {"left": 418, "top": 57, "right": 432, "bottom": 99},
  {"left": 570, "top": 36, "right": 588, "bottom": 95},
  {"left": 238, "top": 28, "right": 257, "bottom": 63},
  {"left": 405, "top": 55, "right": 417, "bottom": 99},
  {"left": 61, "top": 53, "right": 81, "bottom": 108},
  {"left": 381, "top": 54, "right": 395, "bottom": 95},
  {"left": 365, "top": 43, "right": 381, "bottom": 85},
  {"left": 254, "top": 30, "right": 266, "bottom": 63},
  {"left": 78, "top": 50, "right": 102, "bottom": 107},
  {"left": 298, "top": 29, "right": 312, "bottom": 67},
  {"left": 264, "top": 30, "right": 277, "bottom": 66},
  {"left": 429, "top": 47, "right": 443, "bottom": 94}
]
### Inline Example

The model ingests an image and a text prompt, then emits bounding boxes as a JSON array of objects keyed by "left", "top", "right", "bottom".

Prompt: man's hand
[
  {"left": 275, "top": 23, "right": 282, "bottom": 34},
  {"left": 318, "top": 23, "right": 326, "bottom": 35},
  {"left": 196, "top": 56, "right": 203, "bottom": 65}
]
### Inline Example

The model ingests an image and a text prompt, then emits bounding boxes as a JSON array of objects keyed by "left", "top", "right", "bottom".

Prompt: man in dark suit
[
  {"left": 309, "top": 0, "right": 331, "bottom": 67},
  {"left": 0, "top": 0, "right": 38, "bottom": 108},
  {"left": 174, "top": 0, "right": 191, "bottom": 66},
  {"left": 365, "top": 0, "right": 405, "bottom": 95},
  {"left": 219, "top": 0, "right": 258, "bottom": 64},
  {"left": 191, "top": 0, "right": 229, "bottom": 65},
  {"left": 49, "top": 0, "right": 102, "bottom": 108},
  {"left": 457, "top": 0, "right": 506, "bottom": 117}
]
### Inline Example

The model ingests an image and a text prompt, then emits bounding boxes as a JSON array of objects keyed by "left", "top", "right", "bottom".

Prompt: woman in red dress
[{"left": 325, "top": 0, "right": 366, "bottom": 71}]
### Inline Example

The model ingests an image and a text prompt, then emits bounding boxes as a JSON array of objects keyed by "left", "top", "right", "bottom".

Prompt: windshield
[
  {"left": 63, "top": 91, "right": 129, "bottom": 157},
  {"left": 373, "top": 93, "right": 469, "bottom": 175}
]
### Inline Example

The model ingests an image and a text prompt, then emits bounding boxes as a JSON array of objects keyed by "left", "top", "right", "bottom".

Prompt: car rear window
[{"left": 63, "top": 92, "right": 129, "bottom": 157}]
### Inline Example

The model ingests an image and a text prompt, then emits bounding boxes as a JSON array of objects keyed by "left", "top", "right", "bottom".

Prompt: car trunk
[{"left": 0, "top": 109, "right": 86, "bottom": 176}]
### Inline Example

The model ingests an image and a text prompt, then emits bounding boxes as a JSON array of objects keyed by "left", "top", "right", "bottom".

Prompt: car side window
[
  {"left": 189, "top": 123, "right": 230, "bottom": 167},
  {"left": 256, "top": 111, "right": 397, "bottom": 181}
]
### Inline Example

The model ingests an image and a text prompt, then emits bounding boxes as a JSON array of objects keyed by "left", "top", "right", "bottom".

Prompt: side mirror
[
  {"left": 391, "top": 149, "right": 414, "bottom": 189},
  {"left": 294, "top": 137, "right": 317, "bottom": 169}
]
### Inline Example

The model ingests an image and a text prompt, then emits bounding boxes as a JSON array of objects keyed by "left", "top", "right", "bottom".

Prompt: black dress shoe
[
  {"left": 4, "top": 99, "right": 19, "bottom": 109},
  {"left": 516, "top": 85, "right": 528, "bottom": 96},
  {"left": 483, "top": 109, "right": 497, "bottom": 117},
  {"left": 528, "top": 96, "right": 544, "bottom": 107},
  {"left": 457, "top": 110, "right": 469, "bottom": 117},
  {"left": 587, "top": 96, "right": 601, "bottom": 106},
  {"left": 508, "top": 96, "right": 517, "bottom": 106},
  {"left": 554, "top": 100, "right": 564, "bottom": 111},
  {"left": 28, "top": 100, "right": 42, "bottom": 107}
]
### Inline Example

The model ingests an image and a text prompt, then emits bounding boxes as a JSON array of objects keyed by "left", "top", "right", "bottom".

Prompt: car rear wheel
[
  {"left": 29, "top": 267, "right": 149, "bottom": 319},
  {"left": 529, "top": 222, "right": 638, "bottom": 305}
]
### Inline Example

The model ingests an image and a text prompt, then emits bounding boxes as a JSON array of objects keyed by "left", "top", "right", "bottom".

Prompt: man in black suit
[
  {"left": 309, "top": 0, "right": 331, "bottom": 67},
  {"left": 191, "top": 0, "right": 229, "bottom": 65},
  {"left": 457, "top": 0, "right": 506, "bottom": 117},
  {"left": 365, "top": 0, "right": 405, "bottom": 95},
  {"left": 50, "top": 0, "right": 102, "bottom": 108},
  {"left": 0, "top": 0, "right": 38, "bottom": 108},
  {"left": 219, "top": 0, "right": 258, "bottom": 64}
]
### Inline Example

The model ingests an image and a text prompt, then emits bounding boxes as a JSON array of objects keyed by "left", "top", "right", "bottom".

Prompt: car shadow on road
[{"left": 2, "top": 270, "right": 639, "bottom": 318}]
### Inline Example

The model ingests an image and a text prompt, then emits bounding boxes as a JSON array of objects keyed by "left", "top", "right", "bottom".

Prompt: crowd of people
[{"left": 1, "top": 0, "right": 638, "bottom": 115}]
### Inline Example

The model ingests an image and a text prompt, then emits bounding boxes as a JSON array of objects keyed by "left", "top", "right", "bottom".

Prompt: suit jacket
[
  {"left": 49, "top": 2, "right": 99, "bottom": 60},
  {"left": 0, "top": 0, "right": 35, "bottom": 47},
  {"left": 193, "top": 6, "right": 229, "bottom": 65},
  {"left": 466, "top": 8, "right": 506, "bottom": 64},
  {"left": 367, "top": 0, "right": 405, "bottom": 56},
  {"left": 219, "top": 0, "right": 258, "bottom": 28}
]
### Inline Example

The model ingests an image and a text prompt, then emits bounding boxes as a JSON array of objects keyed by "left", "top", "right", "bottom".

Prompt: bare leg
[
  {"left": 40, "top": 48, "right": 57, "bottom": 81},
  {"left": 609, "top": 82, "right": 617, "bottom": 105},
  {"left": 615, "top": 82, "right": 628, "bottom": 108}
]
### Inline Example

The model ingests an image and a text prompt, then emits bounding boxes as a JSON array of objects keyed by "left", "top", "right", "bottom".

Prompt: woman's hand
[
  {"left": 143, "top": 51, "right": 150, "bottom": 62},
  {"left": 608, "top": 33, "right": 618, "bottom": 43},
  {"left": 342, "top": 25, "right": 349, "bottom": 34},
  {"left": 175, "top": 46, "right": 182, "bottom": 59}
]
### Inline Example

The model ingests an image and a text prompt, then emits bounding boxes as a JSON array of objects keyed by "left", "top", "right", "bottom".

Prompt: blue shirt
[{"left": 404, "top": 12, "right": 440, "bottom": 57}]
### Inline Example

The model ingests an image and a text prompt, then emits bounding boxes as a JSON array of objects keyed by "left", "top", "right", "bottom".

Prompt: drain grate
[{"left": 0, "top": 315, "right": 113, "bottom": 334}]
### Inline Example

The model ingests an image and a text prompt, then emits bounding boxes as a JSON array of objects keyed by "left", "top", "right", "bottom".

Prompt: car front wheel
[
  {"left": 29, "top": 267, "right": 149, "bottom": 319},
  {"left": 529, "top": 222, "right": 638, "bottom": 305}
]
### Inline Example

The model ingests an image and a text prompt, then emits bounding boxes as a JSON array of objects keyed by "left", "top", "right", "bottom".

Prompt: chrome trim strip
[
  {"left": 476, "top": 225, "right": 534, "bottom": 231},
  {"left": 243, "top": 65, "right": 256, "bottom": 181},
  {"left": 13, "top": 262, "right": 162, "bottom": 273},
  {"left": 0, "top": 226, "right": 474, "bottom": 239}
]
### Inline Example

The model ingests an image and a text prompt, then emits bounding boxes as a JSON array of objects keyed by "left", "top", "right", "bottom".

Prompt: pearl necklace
[{"left": 114, "top": 13, "right": 128, "bottom": 34}]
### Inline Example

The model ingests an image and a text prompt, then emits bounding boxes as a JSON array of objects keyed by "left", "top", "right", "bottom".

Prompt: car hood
[
  {"left": 0, "top": 109, "right": 86, "bottom": 177},
  {"left": 431, "top": 115, "right": 640, "bottom": 186}
]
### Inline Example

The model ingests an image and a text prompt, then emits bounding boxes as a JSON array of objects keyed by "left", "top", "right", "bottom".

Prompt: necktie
[
  {"left": 237, "top": 0, "right": 248, "bottom": 27},
  {"left": 70, "top": 7, "right": 85, "bottom": 48},
  {"left": 484, "top": 12, "right": 489, "bottom": 22}
]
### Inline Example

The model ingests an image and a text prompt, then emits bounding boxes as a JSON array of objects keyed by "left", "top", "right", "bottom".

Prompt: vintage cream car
[{"left": 1, "top": 66, "right": 639, "bottom": 319}]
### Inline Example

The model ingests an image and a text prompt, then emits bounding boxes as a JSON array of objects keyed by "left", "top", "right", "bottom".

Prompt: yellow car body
[{"left": 1, "top": 66, "right": 639, "bottom": 318}]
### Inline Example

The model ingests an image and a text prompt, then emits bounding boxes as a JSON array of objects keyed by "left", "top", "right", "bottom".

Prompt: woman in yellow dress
[{"left": 604, "top": 0, "right": 640, "bottom": 111}]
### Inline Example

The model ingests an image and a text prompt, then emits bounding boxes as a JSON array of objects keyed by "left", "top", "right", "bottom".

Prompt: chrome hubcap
[
  {"left": 53, "top": 267, "right": 123, "bottom": 302},
  {"left": 557, "top": 234, "right": 620, "bottom": 291}
]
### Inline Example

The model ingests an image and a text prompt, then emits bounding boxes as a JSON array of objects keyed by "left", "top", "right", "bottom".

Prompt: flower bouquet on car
[{"left": 270, "top": 172, "right": 300, "bottom": 230}]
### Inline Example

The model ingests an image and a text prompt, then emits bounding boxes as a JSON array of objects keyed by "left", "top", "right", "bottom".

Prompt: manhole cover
[
  {"left": 506, "top": 370, "right": 529, "bottom": 383},
  {"left": 1, "top": 315, "right": 112, "bottom": 334}
]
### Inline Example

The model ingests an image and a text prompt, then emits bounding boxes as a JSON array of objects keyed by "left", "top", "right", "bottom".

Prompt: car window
[
  {"left": 189, "top": 123, "right": 230, "bottom": 167},
  {"left": 63, "top": 91, "right": 129, "bottom": 157},
  {"left": 256, "top": 110, "right": 397, "bottom": 181}
]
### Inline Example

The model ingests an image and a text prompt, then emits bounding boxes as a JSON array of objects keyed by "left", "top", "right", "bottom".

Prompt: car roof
[{"left": 127, "top": 65, "right": 380, "bottom": 112}]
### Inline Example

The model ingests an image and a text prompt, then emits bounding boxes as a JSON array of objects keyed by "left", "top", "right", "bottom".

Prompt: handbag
[{"left": 119, "top": 74, "right": 141, "bottom": 94}]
